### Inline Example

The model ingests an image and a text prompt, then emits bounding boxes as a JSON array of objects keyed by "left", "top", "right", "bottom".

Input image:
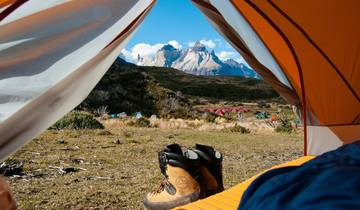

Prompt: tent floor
[{"left": 174, "top": 156, "right": 314, "bottom": 210}]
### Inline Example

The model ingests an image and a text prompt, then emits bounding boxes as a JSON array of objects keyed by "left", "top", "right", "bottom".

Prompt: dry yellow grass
[{"left": 6, "top": 122, "right": 303, "bottom": 209}]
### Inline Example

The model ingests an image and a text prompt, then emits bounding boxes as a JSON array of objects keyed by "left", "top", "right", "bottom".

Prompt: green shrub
[
  {"left": 204, "top": 112, "right": 217, "bottom": 123},
  {"left": 275, "top": 114, "right": 293, "bottom": 133},
  {"left": 127, "top": 117, "right": 150, "bottom": 127},
  {"left": 51, "top": 111, "right": 104, "bottom": 130},
  {"left": 223, "top": 112, "right": 238, "bottom": 121},
  {"left": 227, "top": 124, "right": 250, "bottom": 134}
]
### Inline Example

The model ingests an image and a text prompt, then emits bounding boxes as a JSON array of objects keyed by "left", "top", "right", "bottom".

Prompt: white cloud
[
  {"left": 168, "top": 40, "right": 182, "bottom": 49},
  {"left": 216, "top": 51, "right": 236, "bottom": 61},
  {"left": 200, "top": 39, "right": 216, "bottom": 49},
  {"left": 216, "top": 50, "right": 250, "bottom": 67},
  {"left": 188, "top": 39, "right": 216, "bottom": 49},
  {"left": 122, "top": 43, "right": 163, "bottom": 62},
  {"left": 121, "top": 40, "right": 183, "bottom": 62},
  {"left": 131, "top": 43, "right": 163, "bottom": 59},
  {"left": 121, "top": 48, "right": 131, "bottom": 60}
]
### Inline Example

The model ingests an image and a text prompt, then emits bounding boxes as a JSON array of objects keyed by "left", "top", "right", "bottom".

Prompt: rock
[
  {"left": 49, "top": 165, "right": 83, "bottom": 175},
  {"left": 71, "top": 158, "right": 85, "bottom": 164},
  {"left": 113, "top": 139, "right": 123, "bottom": 144},
  {"left": 57, "top": 139, "right": 67, "bottom": 144},
  {"left": 62, "top": 167, "right": 79, "bottom": 174}
]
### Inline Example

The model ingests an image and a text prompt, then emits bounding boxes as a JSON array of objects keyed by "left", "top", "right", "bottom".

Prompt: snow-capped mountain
[
  {"left": 135, "top": 41, "right": 259, "bottom": 78},
  {"left": 172, "top": 42, "right": 222, "bottom": 75},
  {"left": 137, "top": 44, "right": 182, "bottom": 67}
]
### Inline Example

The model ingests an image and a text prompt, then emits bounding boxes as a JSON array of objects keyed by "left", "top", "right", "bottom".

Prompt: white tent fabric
[
  {"left": 0, "top": 0, "right": 154, "bottom": 159},
  {"left": 307, "top": 126, "right": 343, "bottom": 155}
]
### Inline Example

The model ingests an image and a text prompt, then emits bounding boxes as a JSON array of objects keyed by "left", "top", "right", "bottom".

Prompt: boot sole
[{"left": 143, "top": 191, "right": 199, "bottom": 210}]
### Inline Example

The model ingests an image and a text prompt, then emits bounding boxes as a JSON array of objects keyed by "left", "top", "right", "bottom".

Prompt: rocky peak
[
  {"left": 224, "top": 59, "right": 240, "bottom": 67},
  {"left": 160, "top": 44, "right": 177, "bottom": 51},
  {"left": 137, "top": 44, "right": 182, "bottom": 67},
  {"left": 190, "top": 41, "right": 207, "bottom": 52}
]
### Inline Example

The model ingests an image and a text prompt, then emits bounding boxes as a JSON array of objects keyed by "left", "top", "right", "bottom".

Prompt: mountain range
[{"left": 127, "top": 41, "right": 259, "bottom": 78}]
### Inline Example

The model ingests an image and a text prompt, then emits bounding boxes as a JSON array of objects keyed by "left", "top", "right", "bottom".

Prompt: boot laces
[{"left": 151, "top": 179, "right": 170, "bottom": 195}]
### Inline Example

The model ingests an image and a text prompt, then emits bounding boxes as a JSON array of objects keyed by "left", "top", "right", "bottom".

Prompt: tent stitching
[
  {"left": 244, "top": 0, "right": 308, "bottom": 155},
  {"left": 268, "top": 0, "right": 360, "bottom": 103},
  {"left": 103, "top": 1, "right": 155, "bottom": 50},
  {"left": 230, "top": 0, "right": 296, "bottom": 93},
  {"left": 0, "top": 0, "right": 28, "bottom": 22}
]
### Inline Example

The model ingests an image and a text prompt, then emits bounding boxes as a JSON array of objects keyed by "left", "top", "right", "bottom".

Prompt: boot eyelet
[{"left": 160, "top": 153, "right": 168, "bottom": 163}]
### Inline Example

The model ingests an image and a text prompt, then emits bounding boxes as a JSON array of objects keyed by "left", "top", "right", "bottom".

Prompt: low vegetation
[
  {"left": 204, "top": 112, "right": 217, "bottom": 123},
  {"left": 126, "top": 117, "right": 151, "bottom": 128},
  {"left": 226, "top": 124, "right": 251, "bottom": 134},
  {"left": 51, "top": 111, "right": 104, "bottom": 130},
  {"left": 275, "top": 114, "right": 294, "bottom": 134}
]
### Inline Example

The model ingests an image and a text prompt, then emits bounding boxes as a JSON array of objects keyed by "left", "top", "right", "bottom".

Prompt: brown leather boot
[
  {"left": 143, "top": 144, "right": 200, "bottom": 210},
  {"left": 193, "top": 144, "right": 224, "bottom": 198},
  {"left": 0, "top": 176, "right": 16, "bottom": 210}
]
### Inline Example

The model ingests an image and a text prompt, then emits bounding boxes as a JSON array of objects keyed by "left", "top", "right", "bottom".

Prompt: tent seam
[
  {"left": 0, "top": 0, "right": 28, "bottom": 22},
  {"left": 268, "top": 0, "right": 360, "bottom": 103},
  {"left": 243, "top": 0, "right": 307, "bottom": 155},
  {"left": 229, "top": 0, "right": 296, "bottom": 93}
]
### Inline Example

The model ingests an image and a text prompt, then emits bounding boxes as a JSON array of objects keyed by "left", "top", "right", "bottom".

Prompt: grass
[{"left": 6, "top": 123, "right": 302, "bottom": 209}]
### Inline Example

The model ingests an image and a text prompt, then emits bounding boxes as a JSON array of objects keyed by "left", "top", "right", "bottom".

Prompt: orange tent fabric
[{"left": 193, "top": 0, "right": 360, "bottom": 155}]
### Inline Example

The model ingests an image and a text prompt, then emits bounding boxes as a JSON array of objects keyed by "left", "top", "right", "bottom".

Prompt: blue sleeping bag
[{"left": 238, "top": 141, "right": 360, "bottom": 210}]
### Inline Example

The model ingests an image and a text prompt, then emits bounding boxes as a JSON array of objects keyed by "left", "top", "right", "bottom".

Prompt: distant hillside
[
  {"left": 142, "top": 63, "right": 277, "bottom": 101},
  {"left": 79, "top": 58, "right": 279, "bottom": 117}
]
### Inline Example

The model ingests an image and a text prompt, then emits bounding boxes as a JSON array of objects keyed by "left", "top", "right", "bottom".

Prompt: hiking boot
[
  {"left": 193, "top": 144, "right": 224, "bottom": 198},
  {"left": 143, "top": 144, "right": 200, "bottom": 210}
]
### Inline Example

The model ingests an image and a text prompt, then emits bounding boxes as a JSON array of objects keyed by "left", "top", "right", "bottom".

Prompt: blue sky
[{"left": 122, "top": 0, "right": 246, "bottom": 64}]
